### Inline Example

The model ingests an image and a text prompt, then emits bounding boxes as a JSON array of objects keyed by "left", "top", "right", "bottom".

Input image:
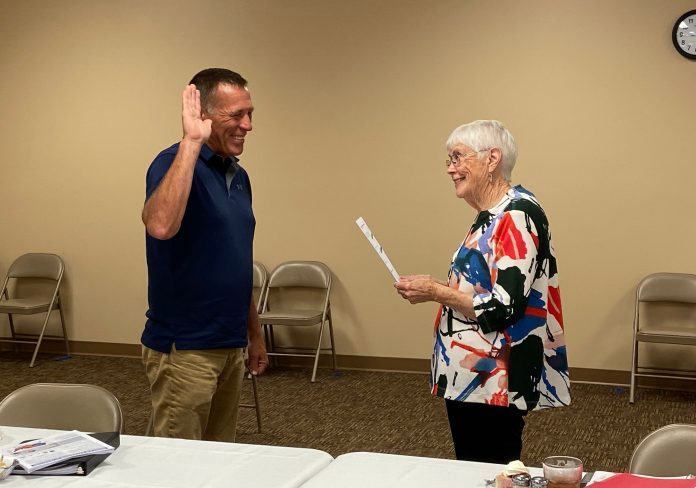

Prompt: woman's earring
[{"left": 488, "top": 172, "right": 493, "bottom": 183}]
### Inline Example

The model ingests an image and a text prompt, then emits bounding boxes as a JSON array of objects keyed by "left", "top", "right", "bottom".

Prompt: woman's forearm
[{"left": 432, "top": 282, "right": 476, "bottom": 319}]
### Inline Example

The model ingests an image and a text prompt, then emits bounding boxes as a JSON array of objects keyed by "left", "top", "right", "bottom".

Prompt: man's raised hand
[{"left": 182, "top": 84, "right": 212, "bottom": 144}]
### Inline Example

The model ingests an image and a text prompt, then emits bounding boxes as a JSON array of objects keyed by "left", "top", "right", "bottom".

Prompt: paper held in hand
[
  {"left": 355, "top": 217, "right": 400, "bottom": 282},
  {"left": 2, "top": 430, "right": 115, "bottom": 474}
]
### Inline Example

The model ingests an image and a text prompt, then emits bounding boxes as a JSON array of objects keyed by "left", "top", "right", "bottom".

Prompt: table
[
  {"left": 0, "top": 426, "right": 333, "bottom": 488},
  {"left": 298, "top": 451, "right": 543, "bottom": 488}
]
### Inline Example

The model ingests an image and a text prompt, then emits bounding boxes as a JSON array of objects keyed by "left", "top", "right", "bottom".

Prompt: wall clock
[{"left": 673, "top": 10, "right": 696, "bottom": 59}]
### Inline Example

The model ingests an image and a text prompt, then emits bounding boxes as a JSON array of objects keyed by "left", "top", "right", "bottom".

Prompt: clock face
[{"left": 673, "top": 10, "right": 696, "bottom": 59}]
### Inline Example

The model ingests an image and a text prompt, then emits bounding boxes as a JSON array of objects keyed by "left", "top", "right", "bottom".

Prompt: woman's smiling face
[{"left": 446, "top": 145, "right": 489, "bottom": 202}]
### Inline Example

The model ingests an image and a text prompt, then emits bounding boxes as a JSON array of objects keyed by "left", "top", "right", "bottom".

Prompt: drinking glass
[{"left": 542, "top": 456, "right": 583, "bottom": 488}]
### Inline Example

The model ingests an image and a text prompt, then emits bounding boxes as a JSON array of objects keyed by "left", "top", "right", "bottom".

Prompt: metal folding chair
[
  {"left": 259, "top": 260, "right": 337, "bottom": 382},
  {"left": 629, "top": 273, "right": 696, "bottom": 403},
  {"left": 0, "top": 253, "right": 70, "bottom": 367}
]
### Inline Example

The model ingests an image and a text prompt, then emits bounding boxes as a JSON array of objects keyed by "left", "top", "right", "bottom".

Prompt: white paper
[
  {"left": 587, "top": 471, "right": 619, "bottom": 484},
  {"left": 2, "top": 430, "right": 114, "bottom": 474},
  {"left": 355, "top": 217, "right": 400, "bottom": 282}
]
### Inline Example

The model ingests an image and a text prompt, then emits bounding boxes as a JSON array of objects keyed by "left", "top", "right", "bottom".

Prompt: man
[{"left": 141, "top": 68, "right": 267, "bottom": 442}]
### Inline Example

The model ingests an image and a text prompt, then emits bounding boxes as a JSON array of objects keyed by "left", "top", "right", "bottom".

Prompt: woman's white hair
[{"left": 446, "top": 120, "right": 518, "bottom": 181}]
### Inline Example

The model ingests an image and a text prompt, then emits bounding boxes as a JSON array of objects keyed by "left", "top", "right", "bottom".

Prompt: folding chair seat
[
  {"left": 629, "top": 272, "right": 696, "bottom": 403},
  {"left": 0, "top": 383, "right": 123, "bottom": 433},
  {"left": 629, "top": 423, "right": 696, "bottom": 476},
  {"left": 259, "top": 260, "right": 336, "bottom": 382},
  {"left": 0, "top": 253, "right": 70, "bottom": 367}
]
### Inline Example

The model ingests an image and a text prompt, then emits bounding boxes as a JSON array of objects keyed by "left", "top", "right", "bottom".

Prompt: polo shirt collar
[{"left": 200, "top": 143, "right": 239, "bottom": 173}]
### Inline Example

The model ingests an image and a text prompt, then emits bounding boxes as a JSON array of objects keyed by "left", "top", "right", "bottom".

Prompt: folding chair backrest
[
  {"left": 629, "top": 423, "right": 696, "bottom": 476},
  {"left": 252, "top": 261, "right": 268, "bottom": 313},
  {"left": 0, "top": 383, "right": 123, "bottom": 433},
  {"left": 636, "top": 273, "right": 696, "bottom": 304},
  {"left": 267, "top": 261, "right": 331, "bottom": 289},
  {"left": 262, "top": 261, "right": 331, "bottom": 312},
  {"left": 7, "top": 253, "right": 64, "bottom": 281}
]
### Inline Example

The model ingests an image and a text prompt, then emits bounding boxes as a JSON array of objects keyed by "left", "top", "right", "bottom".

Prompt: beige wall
[{"left": 1, "top": 0, "right": 695, "bottom": 371}]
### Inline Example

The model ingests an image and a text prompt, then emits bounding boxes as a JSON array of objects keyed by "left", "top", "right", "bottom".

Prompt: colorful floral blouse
[{"left": 431, "top": 185, "right": 571, "bottom": 411}]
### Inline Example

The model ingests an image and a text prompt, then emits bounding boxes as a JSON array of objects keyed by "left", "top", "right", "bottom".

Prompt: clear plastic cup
[{"left": 542, "top": 456, "right": 583, "bottom": 488}]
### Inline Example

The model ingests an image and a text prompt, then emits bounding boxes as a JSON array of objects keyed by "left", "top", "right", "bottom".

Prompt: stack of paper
[{"left": 1, "top": 430, "right": 116, "bottom": 474}]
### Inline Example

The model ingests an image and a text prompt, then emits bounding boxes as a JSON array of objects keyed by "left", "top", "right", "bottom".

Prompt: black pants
[{"left": 445, "top": 399, "right": 526, "bottom": 463}]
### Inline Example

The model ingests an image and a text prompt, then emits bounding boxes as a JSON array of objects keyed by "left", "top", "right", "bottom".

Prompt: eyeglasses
[{"left": 445, "top": 148, "right": 490, "bottom": 168}]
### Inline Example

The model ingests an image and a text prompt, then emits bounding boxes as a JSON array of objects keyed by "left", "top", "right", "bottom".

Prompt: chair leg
[
  {"left": 29, "top": 310, "right": 53, "bottom": 368},
  {"left": 262, "top": 323, "right": 272, "bottom": 365},
  {"left": 268, "top": 324, "right": 277, "bottom": 368},
  {"left": 58, "top": 304, "right": 71, "bottom": 357},
  {"left": 327, "top": 310, "right": 337, "bottom": 371},
  {"left": 145, "top": 411, "right": 154, "bottom": 436},
  {"left": 311, "top": 321, "right": 326, "bottom": 383},
  {"left": 251, "top": 375, "right": 262, "bottom": 433},
  {"left": 8, "top": 313, "right": 16, "bottom": 338},
  {"left": 629, "top": 338, "right": 639, "bottom": 404},
  {"left": 263, "top": 324, "right": 271, "bottom": 354},
  {"left": 7, "top": 313, "right": 19, "bottom": 353}
]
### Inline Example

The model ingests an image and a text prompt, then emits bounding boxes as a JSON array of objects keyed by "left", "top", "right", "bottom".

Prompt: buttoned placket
[{"left": 210, "top": 155, "right": 240, "bottom": 198}]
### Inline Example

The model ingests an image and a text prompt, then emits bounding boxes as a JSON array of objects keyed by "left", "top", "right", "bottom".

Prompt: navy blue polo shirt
[{"left": 142, "top": 142, "right": 256, "bottom": 352}]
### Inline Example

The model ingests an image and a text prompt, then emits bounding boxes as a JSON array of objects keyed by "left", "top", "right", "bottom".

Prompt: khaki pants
[{"left": 142, "top": 345, "right": 245, "bottom": 442}]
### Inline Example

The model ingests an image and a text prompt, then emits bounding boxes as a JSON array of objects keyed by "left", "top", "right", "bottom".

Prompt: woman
[{"left": 394, "top": 120, "right": 570, "bottom": 463}]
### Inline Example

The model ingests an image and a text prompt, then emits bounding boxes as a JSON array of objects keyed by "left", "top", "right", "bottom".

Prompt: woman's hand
[
  {"left": 394, "top": 275, "right": 440, "bottom": 304},
  {"left": 395, "top": 274, "right": 477, "bottom": 318}
]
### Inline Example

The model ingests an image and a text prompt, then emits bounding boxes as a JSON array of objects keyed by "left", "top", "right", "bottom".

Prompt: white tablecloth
[
  {"left": 0, "top": 426, "right": 333, "bottom": 488},
  {"left": 298, "top": 451, "right": 543, "bottom": 488}
]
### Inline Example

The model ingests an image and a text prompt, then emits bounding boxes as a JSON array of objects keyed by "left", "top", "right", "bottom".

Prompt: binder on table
[{"left": 13, "top": 431, "right": 120, "bottom": 476}]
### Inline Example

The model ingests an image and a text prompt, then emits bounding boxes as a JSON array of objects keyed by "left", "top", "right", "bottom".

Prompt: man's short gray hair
[{"left": 189, "top": 68, "right": 248, "bottom": 114}]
